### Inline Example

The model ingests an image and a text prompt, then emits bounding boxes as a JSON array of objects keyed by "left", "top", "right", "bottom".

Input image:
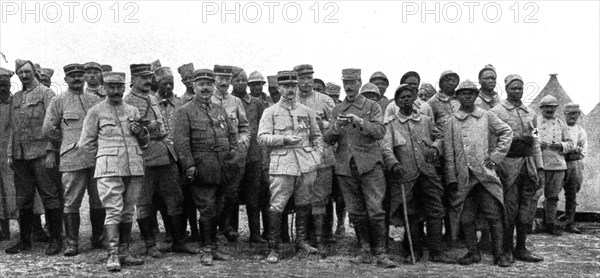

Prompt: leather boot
[
  {"left": 170, "top": 214, "right": 200, "bottom": 254},
  {"left": 372, "top": 220, "right": 398, "bottom": 268},
  {"left": 458, "top": 222, "right": 480, "bottom": 265},
  {"left": 514, "top": 222, "right": 543, "bottom": 262},
  {"left": 5, "top": 209, "right": 33, "bottom": 254},
  {"left": 267, "top": 211, "right": 282, "bottom": 263},
  {"left": 295, "top": 205, "right": 317, "bottom": 254},
  {"left": 137, "top": 217, "right": 161, "bottom": 258},
  {"left": 247, "top": 207, "right": 266, "bottom": 243},
  {"left": 44, "top": 209, "right": 63, "bottom": 256},
  {"left": 218, "top": 200, "right": 239, "bottom": 242},
  {"left": 118, "top": 222, "right": 144, "bottom": 265},
  {"left": 90, "top": 209, "right": 106, "bottom": 249},
  {"left": 323, "top": 201, "right": 336, "bottom": 243},
  {"left": 280, "top": 214, "right": 290, "bottom": 243},
  {"left": 63, "top": 213, "right": 80, "bottom": 256},
  {"left": 159, "top": 208, "right": 173, "bottom": 243},
  {"left": 105, "top": 224, "right": 120, "bottom": 272},
  {"left": 199, "top": 219, "right": 213, "bottom": 266},
  {"left": 312, "top": 213, "right": 327, "bottom": 257},
  {"left": 350, "top": 218, "right": 372, "bottom": 264},
  {"left": 427, "top": 218, "right": 456, "bottom": 263},
  {"left": 564, "top": 197, "right": 581, "bottom": 233},
  {"left": 0, "top": 219, "right": 10, "bottom": 241},
  {"left": 210, "top": 218, "right": 232, "bottom": 261},
  {"left": 503, "top": 223, "right": 516, "bottom": 264},
  {"left": 32, "top": 213, "right": 49, "bottom": 243},
  {"left": 488, "top": 219, "right": 511, "bottom": 267},
  {"left": 478, "top": 228, "right": 492, "bottom": 254}
]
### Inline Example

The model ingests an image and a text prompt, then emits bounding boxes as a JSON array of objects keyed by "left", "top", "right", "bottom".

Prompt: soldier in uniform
[
  {"left": 561, "top": 103, "right": 587, "bottom": 234},
  {"left": 490, "top": 74, "right": 544, "bottom": 264},
  {"left": 211, "top": 64, "right": 250, "bottom": 242},
  {"left": 84, "top": 62, "right": 106, "bottom": 99},
  {"left": 536, "top": 95, "right": 574, "bottom": 236},
  {"left": 444, "top": 80, "right": 512, "bottom": 267},
  {"left": 248, "top": 71, "right": 272, "bottom": 106},
  {"left": 267, "top": 75, "right": 281, "bottom": 104},
  {"left": 313, "top": 78, "right": 326, "bottom": 94},
  {"left": 323, "top": 68, "right": 396, "bottom": 268},
  {"left": 173, "top": 69, "right": 238, "bottom": 266},
  {"left": 476, "top": 64, "right": 500, "bottom": 111},
  {"left": 384, "top": 72, "right": 434, "bottom": 123},
  {"left": 39, "top": 68, "right": 54, "bottom": 88},
  {"left": 325, "top": 82, "right": 342, "bottom": 104},
  {"left": 294, "top": 64, "right": 336, "bottom": 250},
  {"left": 42, "top": 63, "right": 104, "bottom": 256},
  {"left": 5, "top": 59, "right": 63, "bottom": 256},
  {"left": 122, "top": 64, "right": 196, "bottom": 257},
  {"left": 231, "top": 67, "right": 268, "bottom": 243},
  {"left": 178, "top": 63, "right": 195, "bottom": 103},
  {"left": 381, "top": 84, "right": 454, "bottom": 263},
  {"left": 369, "top": 71, "right": 391, "bottom": 110},
  {"left": 258, "top": 70, "right": 323, "bottom": 263},
  {"left": 0, "top": 68, "right": 16, "bottom": 241},
  {"left": 427, "top": 70, "right": 460, "bottom": 130},
  {"left": 418, "top": 83, "right": 436, "bottom": 102},
  {"left": 78, "top": 71, "right": 148, "bottom": 271}
]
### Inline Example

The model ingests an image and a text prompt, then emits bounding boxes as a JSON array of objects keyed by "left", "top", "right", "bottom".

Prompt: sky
[{"left": 1, "top": 0, "right": 599, "bottom": 113}]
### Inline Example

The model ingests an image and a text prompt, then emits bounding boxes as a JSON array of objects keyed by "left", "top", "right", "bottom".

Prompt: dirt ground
[{"left": 1, "top": 202, "right": 600, "bottom": 278}]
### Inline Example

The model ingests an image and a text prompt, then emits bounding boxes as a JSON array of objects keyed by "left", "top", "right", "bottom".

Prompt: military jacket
[
  {"left": 475, "top": 90, "right": 500, "bottom": 111},
  {"left": 239, "top": 94, "right": 265, "bottom": 162},
  {"left": 257, "top": 99, "right": 323, "bottom": 176},
  {"left": 538, "top": 116, "right": 574, "bottom": 170},
  {"left": 323, "top": 94, "right": 386, "bottom": 176},
  {"left": 212, "top": 91, "right": 251, "bottom": 166},
  {"left": 298, "top": 90, "right": 336, "bottom": 168},
  {"left": 124, "top": 90, "right": 175, "bottom": 166},
  {"left": 157, "top": 94, "right": 184, "bottom": 139},
  {"left": 78, "top": 100, "right": 148, "bottom": 178},
  {"left": 427, "top": 91, "right": 460, "bottom": 130},
  {"left": 42, "top": 89, "right": 101, "bottom": 171},
  {"left": 7, "top": 83, "right": 55, "bottom": 160}
]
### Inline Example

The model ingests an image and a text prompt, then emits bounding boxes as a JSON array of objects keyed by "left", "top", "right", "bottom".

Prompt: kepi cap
[
  {"left": 192, "top": 69, "right": 215, "bottom": 82},
  {"left": 293, "top": 64, "right": 314, "bottom": 76},
  {"left": 342, "top": 68, "right": 361, "bottom": 81},
  {"left": 277, "top": 71, "right": 298, "bottom": 85},
  {"left": 213, "top": 65, "right": 233, "bottom": 76},
  {"left": 100, "top": 65, "right": 112, "bottom": 72},
  {"left": 63, "top": 63, "right": 86, "bottom": 75},
  {"left": 83, "top": 62, "right": 102, "bottom": 71},
  {"left": 130, "top": 64, "right": 153, "bottom": 76},
  {"left": 103, "top": 72, "right": 126, "bottom": 84}
]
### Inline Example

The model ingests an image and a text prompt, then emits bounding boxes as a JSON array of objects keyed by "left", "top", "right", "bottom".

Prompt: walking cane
[{"left": 400, "top": 182, "right": 416, "bottom": 264}]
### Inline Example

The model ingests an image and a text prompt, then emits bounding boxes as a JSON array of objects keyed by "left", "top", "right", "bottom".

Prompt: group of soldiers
[{"left": 0, "top": 60, "right": 588, "bottom": 272}]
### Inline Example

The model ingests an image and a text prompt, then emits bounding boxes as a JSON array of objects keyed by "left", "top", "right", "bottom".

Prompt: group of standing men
[{"left": 0, "top": 60, "right": 588, "bottom": 272}]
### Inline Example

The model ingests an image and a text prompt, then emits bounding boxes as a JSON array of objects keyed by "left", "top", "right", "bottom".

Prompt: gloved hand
[{"left": 391, "top": 163, "right": 403, "bottom": 177}]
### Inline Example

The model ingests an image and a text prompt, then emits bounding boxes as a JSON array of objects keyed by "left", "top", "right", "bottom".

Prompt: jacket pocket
[
  {"left": 60, "top": 142, "right": 77, "bottom": 156},
  {"left": 99, "top": 118, "right": 118, "bottom": 135},
  {"left": 303, "top": 146, "right": 321, "bottom": 166},
  {"left": 96, "top": 147, "right": 120, "bottom": 174},
  {"left": 190, "top": 122, "right": 208, "bottom": 138},
  {"left": 269, "top": 149, "right": 288, "bottom": 171}
]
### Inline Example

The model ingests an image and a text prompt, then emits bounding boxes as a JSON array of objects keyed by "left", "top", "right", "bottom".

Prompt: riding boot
[
  {"left": 137, "top": 217, "right": 161, "bottom": 258},
  {"left": 170, "top": 214, "right": 200, "bottom": 254},
  {"left": 5, "top": 209, "right": 33, "bottom": 254},
  {"left": 44, "top": 209, "right": 63, "bottom": 256},
  {"left": 267, "top": 211, "right": 282, "bottom": 263},
  {"left": 295, "top": 205, "right": 317, "bottom": 254},
  {"left": 63, "top": 213, "right": 80, "bottom": 256},
  {"left": 90, "top": 208, "right": 106, "bottom": 248},
  {"left": 105, "top": 224, "right": 120, "bottom": 272},
  {"left": 118, "top": 222, "right": 144, "bottom": 265}
]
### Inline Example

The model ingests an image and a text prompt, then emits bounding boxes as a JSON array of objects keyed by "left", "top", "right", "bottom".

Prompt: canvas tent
[{"left": 529, "top": 74, "right": 599, "bottom": 214}]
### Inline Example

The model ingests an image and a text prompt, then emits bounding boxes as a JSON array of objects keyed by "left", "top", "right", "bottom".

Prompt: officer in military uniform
[
  {"left": 211, "top": 65, "right": 250, "bottom": 242},
  {"left": 42, "top": 63, "right": 104, "bottom": 256},
  {"left": 323, "top": 68, "right": 396, "bottom": 268},
  {"left": 5, "top": 59, "right": 63, "bottom": 256},
  {"left": 84, "top": 62, "right": 106, "bottom": 98},
  {"left": 490, "top": 74, "right": 544, "bottom": 264},
  {"left": 78, "top": 71, "right": 148, "bottom": 271},
  {"left": 258, "top": 70, "right": 323, "bottom": 263},
  {"left": 294, "top": 64, "right": 336, "bottom": 251},
  {"left": 123, "top": 64, "right": 194, "bottom": 257},
  {"left": 173, "top": 69, "right": 238, "bottom": 266},
  {"left": 178, "top": 63, "right": 195, "bottom": 103}
]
